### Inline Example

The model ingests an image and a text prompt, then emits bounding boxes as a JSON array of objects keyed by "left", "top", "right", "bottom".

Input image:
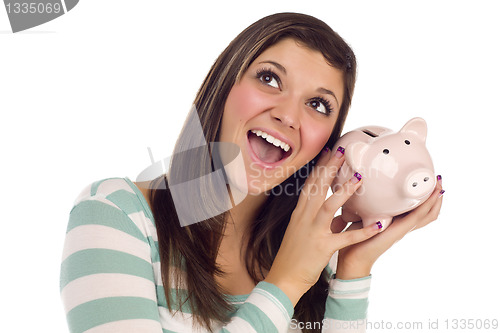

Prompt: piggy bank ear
[
  {"left": 345, "top": 142, "right": 370, "bottom": 171},
  {"left": 400, "top": 117, "right": 427, "bottom": 142}
]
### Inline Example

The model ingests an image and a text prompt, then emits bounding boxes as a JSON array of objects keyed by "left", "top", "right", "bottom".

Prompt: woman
[{"left": 60, "top": 12, "right": 443, "bottom": 333}]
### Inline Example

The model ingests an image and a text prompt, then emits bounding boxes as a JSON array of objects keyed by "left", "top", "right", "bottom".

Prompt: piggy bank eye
[
  {"left": 383, "top": 149, "right": 390, "bottom": 154},
  {"left": 405, "top": 140, "right": 411, "bottom": 145}
]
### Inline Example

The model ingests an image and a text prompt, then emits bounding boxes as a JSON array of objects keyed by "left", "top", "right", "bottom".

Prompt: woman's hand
[
  {"left": 334, "top": 176, "right": 444, "bottom": 280},
  {"left": 264, "top": 148, "right": 382, "bottom": 306}
]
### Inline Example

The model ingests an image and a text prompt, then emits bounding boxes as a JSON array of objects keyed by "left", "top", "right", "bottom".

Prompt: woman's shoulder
[{"left": 70, "top": 177, "right": 155, "bottom": 229}]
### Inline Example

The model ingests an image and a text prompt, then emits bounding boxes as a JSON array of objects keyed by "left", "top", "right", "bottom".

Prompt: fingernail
[
  {"left": 335, "top": 146, "right": 345, "bottom": 158},
  {"left": 350, "top": 172, "right": 362, "bottom": 184},
  {"left": 439, "top": 189, "right": 445, "bottom": 197},
  {"left": 374, "top": 221, "right": 383, "bottom": 231},
  {"left": 437, "top": 175, "right": 442, "bottom": 184},
  {"left": 322, "top": 146, "right": 330, "bottom": 155}
]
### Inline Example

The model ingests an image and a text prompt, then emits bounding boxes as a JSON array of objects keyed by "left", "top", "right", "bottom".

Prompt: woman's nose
[{"left": 270, "top": 100, "right": 300, "bottom": 130}]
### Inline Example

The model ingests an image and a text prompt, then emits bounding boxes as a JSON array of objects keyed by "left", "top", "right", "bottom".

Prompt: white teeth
[{"left": 250, "top": 130, "right": 291, "bottom": 152}]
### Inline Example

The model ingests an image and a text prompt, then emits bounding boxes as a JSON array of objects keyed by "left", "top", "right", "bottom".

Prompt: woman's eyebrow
[
  {"left": 258, "top": 61, "right": 287, "bottom": 74},
  {"left": 317, "top": 87, "right": 339, "bottom": 108}
]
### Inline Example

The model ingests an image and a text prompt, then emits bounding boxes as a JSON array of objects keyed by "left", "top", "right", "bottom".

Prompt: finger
[
  {"left": 297, "top": 147, "right": 345, "bottom": 212},
  {"left": 412, "top": 180, "right": 443, "bottom": 221},
  {"left": 321, "top": 146, "right": 346, "bottom": 185},
  {"left": 413, "top": 195, "right": 443, "bottom": 231},
  {"left": 330, "top": 215, "right": 348, "bottom": 233},
  {"left": 314, "top": 173, "right": 363, "bottom": 229},
  {"left": 296, "top": 147, "right": 332, "bottom": 209},
  {"left": 345, "top": 220, "right": 362, "bottom": 231},
  {"left": 309, "top": 147, "right": 345, "bottom": 196},
  {"left": 429, "top": 190, "right": 444, "bottom": 219},
  {"left": 332, "top": 222, "right": 381, "bottom": 249},
  {"left": 303, "top": 156, "right": 347, "bottom": 215},
  {"left": 414, "top": 180, "right": 444, "bottom": 231}
]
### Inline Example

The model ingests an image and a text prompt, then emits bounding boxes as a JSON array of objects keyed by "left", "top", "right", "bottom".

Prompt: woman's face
[{"left": 220, "top": 38, "right": 345, "bottom": 195}]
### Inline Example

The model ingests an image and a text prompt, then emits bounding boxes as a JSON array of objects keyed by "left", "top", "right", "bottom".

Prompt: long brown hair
[{"left": 148, "top": 12, "right": 357, "bottom": 332}]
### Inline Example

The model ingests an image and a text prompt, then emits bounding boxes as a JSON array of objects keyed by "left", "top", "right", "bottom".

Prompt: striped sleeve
[
  {"left": 60, "top": 178, "right": 163, "bottom": 333},
  {"left": 220, "top": 281, "right": 294, "bottom": 333},
  {"left": 322, "top": 276, "right": 371, "bottom": 333}
]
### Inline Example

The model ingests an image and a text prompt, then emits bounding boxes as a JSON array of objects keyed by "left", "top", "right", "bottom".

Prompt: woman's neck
[{"left": 221, "top": 192, "right": 268, "bottom": 256}]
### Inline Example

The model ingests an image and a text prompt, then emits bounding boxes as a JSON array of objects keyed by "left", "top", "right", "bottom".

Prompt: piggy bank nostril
[{"left": 405, "top": 169, "right": 435, "bottom": 198}]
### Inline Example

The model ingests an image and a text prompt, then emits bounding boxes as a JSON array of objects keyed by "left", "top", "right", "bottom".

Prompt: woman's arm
[
  {"left": 217, "top": 281, "right": 295, "bottom": 332},
  {"left": 60, "top": 179, "right": 163, "bottom": 333},
  {"left": 263, "top": 149, "right": 381, "bottom": 307},
  {"left": 323, "top": 275, "right": 371, "bottom": 333},
  {"left": 318, "top": 253, "right": 371, "bottom": 333},
  {"left": 262, "top": 151, "right": 443, "bottom": 332},
  {"left": 321, "top": 176, "right": 444, "bottom": 333},
  {"left": 60, "top": 178, "right": 294, "bottom": 333}
]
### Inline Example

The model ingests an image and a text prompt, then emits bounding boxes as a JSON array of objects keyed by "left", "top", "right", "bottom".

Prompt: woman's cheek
[
  {"left": 226, "top": 81, "right": 270, "bottom": 120},
  {"left": 301, "top": 120, "right": 333, "bottom": 157}
]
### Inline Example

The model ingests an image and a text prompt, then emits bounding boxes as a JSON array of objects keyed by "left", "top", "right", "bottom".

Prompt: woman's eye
[
  {"left": 257, "top": 70, "right": 280, "bottom": 89},
  {"left": 307, "top": 99, "right": 332, "bottom": 115}
]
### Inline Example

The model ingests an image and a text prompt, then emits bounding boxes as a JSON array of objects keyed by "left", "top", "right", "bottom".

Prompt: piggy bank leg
[{"left": 361, "top": 216, "right": 393, "bottom": 231}]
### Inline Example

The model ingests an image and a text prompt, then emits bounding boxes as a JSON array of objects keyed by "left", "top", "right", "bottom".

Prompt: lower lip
[{"left": 246, "top": 132, "right": 291, "bottom": 169}]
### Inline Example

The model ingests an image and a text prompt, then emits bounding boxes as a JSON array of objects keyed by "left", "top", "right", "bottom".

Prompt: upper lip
[{"left": 248, "top": 127, "right": 295, "bottom": 153}]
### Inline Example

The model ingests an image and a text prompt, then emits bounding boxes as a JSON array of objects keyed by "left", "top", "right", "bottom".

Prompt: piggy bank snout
[{"left": 404, "top": 168, "right": 435, "bottom": 199}]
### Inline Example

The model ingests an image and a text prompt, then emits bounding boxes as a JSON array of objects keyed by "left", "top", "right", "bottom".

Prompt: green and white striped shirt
[{"left": 60, "top": 177, "right": 371, "bottom": 333}]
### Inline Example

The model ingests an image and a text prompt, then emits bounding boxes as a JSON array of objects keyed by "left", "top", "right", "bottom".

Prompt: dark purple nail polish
[
  {"left": 376, "top": 221, "right": 383, "bottom": 229},
  {"left": 334, "top": 146, "right": 345, "bottom": 158},
  {"left": 439, "top": 189, "right": 445, "bottom": 197},
  {"left": 350, "top": 172, "right": 362, "bottom": 184},
  {"left": 323, "top": 147, "right": 330, "bottom": 154},
  {"left": 437, "top": 175, "right": 442, "bottom": 182}
]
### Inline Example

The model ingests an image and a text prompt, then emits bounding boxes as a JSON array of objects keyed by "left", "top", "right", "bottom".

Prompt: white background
[{"left": 1, "top": 1, "right": 499, "bottom": 332}]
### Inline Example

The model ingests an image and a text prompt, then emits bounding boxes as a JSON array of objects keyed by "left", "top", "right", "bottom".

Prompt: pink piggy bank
[{"left": 331, "top": 117, "right": 436, "bottom": 231}]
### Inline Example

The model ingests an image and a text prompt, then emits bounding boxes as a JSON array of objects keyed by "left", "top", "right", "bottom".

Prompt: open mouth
[{"left": 247, "top": 129, "right": 293, "bottom": 165}]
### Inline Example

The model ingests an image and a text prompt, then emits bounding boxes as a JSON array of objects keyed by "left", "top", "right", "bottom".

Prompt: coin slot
[{"left": 362, "top": 130, "right": 378, "bottom": 137}]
